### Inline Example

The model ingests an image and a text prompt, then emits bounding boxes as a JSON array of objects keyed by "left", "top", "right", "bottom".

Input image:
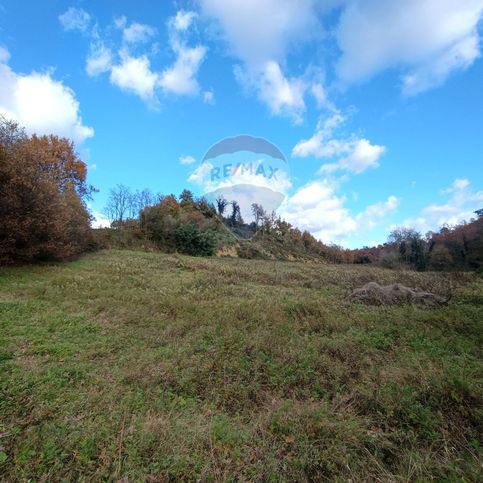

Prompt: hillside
[{"left": 0, "top": 250, "right": 482, "bottom": 480}]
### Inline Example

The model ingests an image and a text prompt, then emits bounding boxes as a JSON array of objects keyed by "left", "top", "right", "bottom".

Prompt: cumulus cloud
[
  {"left": 293, "top": 113, "right": 386, "bottom": 174},
  {"left": 235, "top": 61, "right": 307, "bottom": 122},
  {"left": 159, "top": 45, "right": 207, "bottom": 95},
  {"left": 62, "top": 8, "right": 207, "bottom": 102},
  {"left": 319, "top": 139, "right": 386, "bottom": 174},
  {"left": 280, "top": 178, "right": 398, "bottom": 244},
  {"left": 444, "top": 178, "right": 470, "bottom": 192},
  {"left": 86, "top": 43, "right": 112, "bottom": 77},
  {"left": 179, "top": 155, "right": 196, "bottom": 165},
  {"left": 199, "top": 0, "right": 483, "bottom": 106},
  {"left": 336, "top": 0, "right": 483, "bottom": 94},
  {"left": 172, "top": 10, "right": 198, "bottom": 32},
  {"left": 199, "top": 0, "right": 320, "bottom": 66},
  {"left": 122, "top": 22, "right": 156, "bottom": 44},
  {"left": 403, "top": 178, "right": 483, "bottom": 233},
  {"left": 110, "top": 53, "right": 158, "bottom": 101},
  {"left": 0, "top": 49, "right": 93, "bottom": 144},
  {"left": 0, "top": 46, "right": 10, "bottom": 63},
  {"left": 158, "top": 10, "right": 207, "bottom": 95},
  {"left": 199, "top": 0, "right": 330, "bottom": 121},
  {"left": 59, "top": 7, "right": 91, "bottom": 33},
  {"left": 310, "top": 82, "right": 334, "bottom": 110}
]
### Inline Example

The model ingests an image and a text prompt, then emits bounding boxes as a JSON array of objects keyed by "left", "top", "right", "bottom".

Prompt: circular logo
[{"left": 191, "top": 135, "right": 291, "bottom": 236}]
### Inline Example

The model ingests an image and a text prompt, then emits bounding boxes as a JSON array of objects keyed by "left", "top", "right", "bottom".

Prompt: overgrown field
[{"left": 0, "top": 250, "right": 482, "bottom": 481}]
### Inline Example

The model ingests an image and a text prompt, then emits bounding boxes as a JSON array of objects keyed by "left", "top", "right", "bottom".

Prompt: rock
[{"left": 348, "top": 282, "right": 446, "bottom": 308}]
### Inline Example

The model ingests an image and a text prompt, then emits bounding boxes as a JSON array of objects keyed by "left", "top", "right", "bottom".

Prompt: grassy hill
[{"left": 0, "top": 250, "right": 482, "bottom": 480}]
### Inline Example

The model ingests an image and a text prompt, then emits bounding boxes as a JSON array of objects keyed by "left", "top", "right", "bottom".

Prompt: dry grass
[{"left": 0, "top": 250, "right": 481, "bottom": 481}]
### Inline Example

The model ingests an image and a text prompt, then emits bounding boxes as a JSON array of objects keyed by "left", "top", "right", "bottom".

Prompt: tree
[
  {"left": 216, "top": 196, "right": 229, "bottom": 217},
  {"left": 387, "top": 227, "right": 428, "bottom": 270},
  {"left": 0, "top": 115, "right": 26, "bottom": 148},
  {"left": 179, "top": 189, "right": 194, "bottom": 206},
  {"left": 230, "top": 200, "right": 241, "bottom": 225},
  {"left": 429, "top": 244, "right": 454, "bottom": 271},
  {"left": 251, "top": 203, "right": 266, "bottom": 228},
  {"left": 135, "top": 189, "right": 155, "bottom": 214},
  {"left": 388, "top": 227, "right": 421, "bottom": 244},
  {"left": 175, "top": 224, "right": 216, "bottom": 256},
  {"left": 26, "top": 134, "right": 95, "bottom": 199},
  {"left": 105, "top": 184, "right": 132, "bottom": 224},
  {"left": 0, "top": 117, "right": 93, "bottom": 263}
]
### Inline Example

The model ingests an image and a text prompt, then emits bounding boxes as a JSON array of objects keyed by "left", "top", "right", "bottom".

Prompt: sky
[{"left": 1, "top": 0, "right": 482, "bottom": 248}]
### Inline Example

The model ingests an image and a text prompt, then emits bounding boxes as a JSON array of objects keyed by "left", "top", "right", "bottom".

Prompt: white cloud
[
  {"left": 63, "top": 8, "right": 207, "bottom": 102},
  {"left": 403, "top": 178, "right": 483, "bottom": 233},
  {"left": 59, "top": 7, "right": 91, "bottom": 33},
  {"left": 159, "top": 45, "right": 207, "bottom": 95},
  {"left": 179, "top": 155, "right": 196, "bottom": 165},
  {"left": 203, "top": 89, "right": 215, "bottom": 104},
  {"left": 173, "top": 10, "right": 198, "bottom": 31},
  {"left": 110, "top": 53, "right": 158, "bottom": 101},
  {"left": 310, "top": 82, "right": 335, "bottom": 110},
  {"left": 443, "top": 178, "right": 470, "bottom": 193},
  {"left": 319, "top": 138, "right": 386, "bottom": 174},
  {"left": 402, "top": 34, "right": 480, "bottom": 95},
  {"left": 293, "top": 113, "right": 386, "bottom": 174},
  {"left": 199, "top": 0, "right": 333, "bottom": 122},
  {"left": 91, "top": 210, "right": 111, "bottom": 228},
  {"left": 158, "top": 11, "right": 207, "bottom": 96},
  {"left": 235, "top": 61, "right": 307, "bottom": 123},
  {"left": 0, "top": 49, "right": 94, "bottom": 144},
  {"left": 86, "top": 43, "right": 112, "bottom": 77},
  {"left": 355, "top": 195, "right": 399, "bottom": 230},
  {"left": 0, "top": 46, "right": 10, "bottom": 63},
  {"left": 199, "top": 0, "right": 320, "bottom": 66},
  {"left": 336, "top": 0, "right": 483, "bottom": 94},
  {"left": 280, "top": 178, "right": 398, "bottom": 244},
  {"left": 122, "top": 22, "right": 156, "bottom": 44}
]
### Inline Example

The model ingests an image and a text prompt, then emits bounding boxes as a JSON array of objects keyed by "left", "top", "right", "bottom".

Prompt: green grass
[{"left": 0, "top": 250, "right": 482, "bottom": 481}]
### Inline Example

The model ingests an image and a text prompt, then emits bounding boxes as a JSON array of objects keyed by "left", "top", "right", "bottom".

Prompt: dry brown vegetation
[{"left": 0, "top": 117, "right": 93, "bottom": 264}]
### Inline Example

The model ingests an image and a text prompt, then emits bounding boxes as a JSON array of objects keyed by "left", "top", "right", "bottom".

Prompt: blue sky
[{"left": 1, "top": 0, "right": 482, "bottom": 248}]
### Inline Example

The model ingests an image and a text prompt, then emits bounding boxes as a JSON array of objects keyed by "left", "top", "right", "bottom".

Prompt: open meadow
[{"left": 0, "top": 250, "right": 482, "bottom": 481}]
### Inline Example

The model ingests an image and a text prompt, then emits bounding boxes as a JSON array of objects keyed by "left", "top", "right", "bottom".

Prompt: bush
[{"left": 175, "top": 224, "right": 216, "bottom": 256}]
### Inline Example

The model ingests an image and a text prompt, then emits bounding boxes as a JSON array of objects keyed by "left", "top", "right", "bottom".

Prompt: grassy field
[{"left": 0, "top": 250, "right": 482, "bottom": 481}]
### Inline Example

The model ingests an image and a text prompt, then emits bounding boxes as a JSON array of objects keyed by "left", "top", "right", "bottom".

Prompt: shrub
[{"left": 175, "top": 224, "right": 216, "bottom": 256}]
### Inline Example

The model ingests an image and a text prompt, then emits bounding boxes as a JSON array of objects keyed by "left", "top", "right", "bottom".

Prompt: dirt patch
[
  {"left": 216, "top": 244, "right": 239, "bottom": 258},
  {"left": 348, "top": 282, "right": 447, "bottom": 308}
]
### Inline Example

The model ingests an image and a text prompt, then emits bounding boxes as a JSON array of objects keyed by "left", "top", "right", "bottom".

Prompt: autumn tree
[{"left": 0, "top": 117, "right": 93, "bottom": 263}]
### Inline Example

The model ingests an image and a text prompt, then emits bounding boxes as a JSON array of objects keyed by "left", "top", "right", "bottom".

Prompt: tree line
[{"left": 349, "top": 216, "right": 483, "bottom": 271}]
